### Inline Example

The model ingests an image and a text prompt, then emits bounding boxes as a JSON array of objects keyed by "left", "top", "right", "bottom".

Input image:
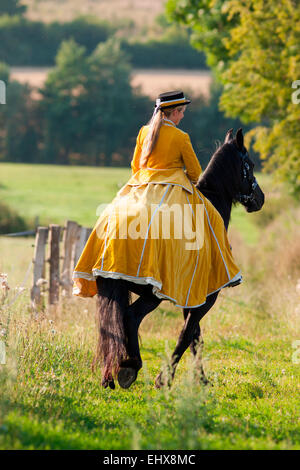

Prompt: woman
[{"left": 73, "top": 91, "right": 242, "bottom": 307}]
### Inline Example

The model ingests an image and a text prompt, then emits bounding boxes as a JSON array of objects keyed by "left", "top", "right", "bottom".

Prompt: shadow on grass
[{"left": 0, "top": 388, "right": 134, "bottom": 449}]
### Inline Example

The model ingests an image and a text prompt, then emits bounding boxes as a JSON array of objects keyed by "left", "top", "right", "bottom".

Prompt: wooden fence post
[
  {"left": 31, "top": 227, "right": 48, "bottom": 307},
  {"left": 61, "top": 220, "right": 79, "bottom": 295},
  {"left": 31, "top": 222, "right": 92, "bottom": 305},
  {"left": 48, "top": 224, "right": 61, "bottom": 305}
]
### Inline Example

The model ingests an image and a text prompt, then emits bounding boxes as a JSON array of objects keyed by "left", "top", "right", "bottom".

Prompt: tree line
[
  {"left": 0, "top": 2, "right": 207, "bottom": 69},
  {"left": 0, "top": 37, "right": 252, "bottom": 169}
]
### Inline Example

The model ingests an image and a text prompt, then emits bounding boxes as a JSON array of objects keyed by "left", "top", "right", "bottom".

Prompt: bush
[
  {"left": 0, "top": 75, "right": 41, "bottom": 163},
  {"left": 0, "top": 15, "right": 114, "bottom": 66},
  {"left": 123, "top": 38, "right": 207, "bottom": 69},
  {"left": 0, "top": 201, "right": 27, "bottom": 234}
]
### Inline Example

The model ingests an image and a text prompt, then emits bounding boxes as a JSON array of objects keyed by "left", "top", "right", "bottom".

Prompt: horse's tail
[{"left": 93, "top": 277, "right": 130, "bottom": 381}]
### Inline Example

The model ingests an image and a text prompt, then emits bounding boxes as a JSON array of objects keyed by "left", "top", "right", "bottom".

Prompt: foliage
[
  {"left": 39, "top": 38, "right": 151, "bottom": 165},
  {"left": 166, "top": 0, "right": 240, "bottom": 75},
  {"left": 123, "top": 38, "right": 207, "bottom": 69},
  {"left": 124, "top": 16, "right": 207, "bottom": 69},
  {"left": 220, "top": 0, "right": 300, "bottom": 195},
  {"left": 0, "top": 15, "right": 114, "bottom": 66},
  {"left": 0, "top": 201, "right": 27, "bottom": 234},
  {"left": 0, "top": 63, "right": 41, "bottom": 163},
  {"left": 0, "top": 65, "right": 257, "bottom": 170},
  {"left": 167, "top": 0, "right": 300, "bottom": 194},
  {"left": 181, "top": 81, "right": 260, "bottom": 169},
  {"left": 0, "top": 0, "right": 26, "bottom": 16},
  {"left": 0, "top": 13, "right": 205, "bottom": 69}
]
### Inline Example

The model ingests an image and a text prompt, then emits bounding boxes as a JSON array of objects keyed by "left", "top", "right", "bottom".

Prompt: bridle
[{"left": 236, "top": 150, "right": 258, "bottom": 204}]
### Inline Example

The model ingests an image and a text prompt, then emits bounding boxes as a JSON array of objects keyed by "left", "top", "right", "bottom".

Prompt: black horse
[{"left": 93, "top": 128, "right": 265, "bottom": 390}]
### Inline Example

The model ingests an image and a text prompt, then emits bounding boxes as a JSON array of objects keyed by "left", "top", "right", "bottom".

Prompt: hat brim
[{"left": 159, "top": 99, "right": 191, "bottom": 110}]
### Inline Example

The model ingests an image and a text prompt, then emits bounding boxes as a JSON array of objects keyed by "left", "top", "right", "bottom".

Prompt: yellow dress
[{"left": 73, "top": 119, "right": 242, "bottom": 308}]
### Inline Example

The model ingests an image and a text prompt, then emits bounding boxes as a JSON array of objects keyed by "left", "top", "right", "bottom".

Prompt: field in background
[
  {"left": 0, "top": 163, "right": 269, "bottom": 246},
  {"left": 23, "top": 0, "right": 164, "bottom": 28},
  {"left": 10, "top": 67, "right": 212, "bottom": 99}
]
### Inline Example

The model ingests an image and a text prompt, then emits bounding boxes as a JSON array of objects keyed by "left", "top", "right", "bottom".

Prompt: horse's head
[{"left": 224, "top": 128, "right": 265, "bottom": 212}]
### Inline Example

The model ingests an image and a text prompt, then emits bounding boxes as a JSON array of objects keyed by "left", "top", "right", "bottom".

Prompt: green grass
[
  {"left": 0, "top": 163, "right": 131, "bottom": 228},
  {"left": 0, "top": 163, "right": 266, "bottom": 245},
  {"left": 0, "top": 297, "right": 299, "bottom": 450}
]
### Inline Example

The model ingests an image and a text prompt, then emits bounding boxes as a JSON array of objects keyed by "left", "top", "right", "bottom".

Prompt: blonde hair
[{"left": 139, "top": 105, "right": 185, "bottom": 168}]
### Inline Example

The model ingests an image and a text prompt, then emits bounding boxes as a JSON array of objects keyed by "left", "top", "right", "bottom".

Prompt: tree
[
  {"left": 39, "top": 38, "right": 151, "bottom": 165},
  {"left": 219, "top": 0, "right": 300, "bottom": 193},
  {"left": 0, "top": 62, "right": 41, "bottom": 163},
  {"left": 166, "top": 0, "right": 240, "bottom": 75},
  {"left": 167, "top": 0, "right": 300, "bottom": 194},
  {"left": 0, "top": 0, "right": 26, "bottom": 16}
]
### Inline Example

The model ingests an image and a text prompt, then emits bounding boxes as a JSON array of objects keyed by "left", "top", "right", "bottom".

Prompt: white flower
[
  {"left": 0, "top": 273, "right": 10, "bottom": 290},
  {"left": 15, "top": 287, "right": 26, "bottom": 293}
]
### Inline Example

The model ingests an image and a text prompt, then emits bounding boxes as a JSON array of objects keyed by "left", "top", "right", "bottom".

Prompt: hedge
[{"left": 0, "top": 14, "right": 207, "bottom": 69}]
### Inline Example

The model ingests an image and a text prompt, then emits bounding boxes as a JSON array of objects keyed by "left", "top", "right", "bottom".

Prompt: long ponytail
[
  {"left": 139, "top": 105, "right": 185, "bottom": 169},
  {"left": 139, "top": 109, "right": 163, "bottom": 168}
]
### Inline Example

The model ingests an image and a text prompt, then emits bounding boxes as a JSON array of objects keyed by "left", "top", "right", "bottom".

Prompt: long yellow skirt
[{"left": 73, "top": 168, "right": 242, "bottom": 308}]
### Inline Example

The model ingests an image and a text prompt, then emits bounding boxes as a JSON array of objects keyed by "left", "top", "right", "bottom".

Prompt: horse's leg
[
  {"left": 94, "top": 277, "right": 130, "bottom": 390},
  {"left": 118, "top": 286, "right": 162, "bottom": 389},
  {"left": 183, "top": 311, "right": 209, "bottom": 384},
  {"left": 155, "top": 292, "right": 219, "bottom": 388}
]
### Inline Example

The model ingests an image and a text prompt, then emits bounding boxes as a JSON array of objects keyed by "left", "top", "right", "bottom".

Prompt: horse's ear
[
  {"left": 224, "top": 128, "right": 233, "bottom": 143},
  {"left": 235, "top": 128, "right": 244, "bottom": 150}
]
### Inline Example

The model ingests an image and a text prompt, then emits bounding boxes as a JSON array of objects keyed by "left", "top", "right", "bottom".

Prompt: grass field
[
  {"left": 0, "top": 164, "right": 299, "bottom": 450},
  {"left": 0, "top": 163, "right": 266, "bottom": 245}
]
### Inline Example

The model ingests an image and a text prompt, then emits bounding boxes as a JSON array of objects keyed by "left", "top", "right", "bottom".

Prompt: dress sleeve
[
  {"left": 131, "top": 127, "right": 143, "bottom": 175},
  {"left": 181, "top": 133, "right": 202, "bottom": 183}
]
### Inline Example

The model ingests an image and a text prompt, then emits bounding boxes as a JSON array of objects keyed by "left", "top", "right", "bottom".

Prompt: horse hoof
[
  {"left": 108, "top": 379, "right": 116, "bottom": 389},
  {"left": 155, "top": 372, "right": 167, "bottom": 389},
  {"left": 101, "top": 378, "right": 109, "bottom": 389},
  {"left": 102, "top": 376, "right": 115, "bottom": 390},
  {"left": 201, "top": 376, "right": 212, "bottom": 386},
  {"left": 118, "top": 367, "right": 137, "bottom": 389}
]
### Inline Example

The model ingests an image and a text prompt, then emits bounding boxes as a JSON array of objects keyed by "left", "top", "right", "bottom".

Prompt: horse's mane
[{"left": 196, "top": 141, "right": 241, "bottom": 205}]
